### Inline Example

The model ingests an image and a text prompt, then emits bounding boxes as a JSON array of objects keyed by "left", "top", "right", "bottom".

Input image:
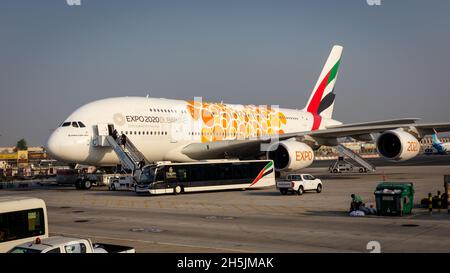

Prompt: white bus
[
  {"left": 135, "top": 160, "right": 275, "bottom": 195},
  {"left": 0, "top": 197, "right": 48, "bottom": 253}
]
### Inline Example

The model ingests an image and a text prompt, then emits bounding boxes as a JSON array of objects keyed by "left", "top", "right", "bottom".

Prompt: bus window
[
  {"left": 190, "top": 165, "right": 206, "bottom": 182},
  {"left": 0, "top": 198, "right": 48, "bottom": 253},
  {"left": 232, "top": 163, "right": 250, "bottom": 180},
  {"left": 0, "top": 209, "right": 45, "bottom": 243},
  {"left": 217, "top": 164, "right": 232, "bottom": 180},
  {"left": 139, "top": 166, "right": 156, "bottom": 184},
  {"left": 176, "top": 168, "right": 188, "bottom": 182},
  {"left": 203, "top": 164, "right": 217, "bottom": 181},
  {"left": 155, "top": 167, "right": 164, "bottom": 182}
]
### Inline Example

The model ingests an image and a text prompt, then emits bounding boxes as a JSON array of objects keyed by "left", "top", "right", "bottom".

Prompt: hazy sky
[{"left": 1, "top": 0, "right": 450, "bottom": 146}]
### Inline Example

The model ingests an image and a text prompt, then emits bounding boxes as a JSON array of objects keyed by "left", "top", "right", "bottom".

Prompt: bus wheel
[
  {"left": 84, "top": 180, "right": 92, "bottom": 190},
  {"left": 174, "top": 185, "right": 182, "bottom": 195}
]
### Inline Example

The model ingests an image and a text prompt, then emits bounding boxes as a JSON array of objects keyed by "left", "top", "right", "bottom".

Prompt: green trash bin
[{"left": 374, "top": 182, "right": 414, "bottom": 216}]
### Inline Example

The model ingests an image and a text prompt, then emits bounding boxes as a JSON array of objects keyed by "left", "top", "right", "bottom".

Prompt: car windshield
[
  {"left": 8, "top": 247, "right": 42, "bottom": 253},
  {"left": 139, "top": 166, "right": 156, "bottom": 184}
]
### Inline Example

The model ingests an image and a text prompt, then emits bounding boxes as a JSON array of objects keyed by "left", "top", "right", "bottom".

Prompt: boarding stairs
[
  {"left": 106, "top": 135, "right": 149, "bottom": 174},
  {"left": 335, "top": 144, "right": 376, "bottom": 172}
]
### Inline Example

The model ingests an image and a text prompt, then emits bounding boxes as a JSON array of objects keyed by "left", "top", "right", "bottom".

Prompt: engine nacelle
[
  {"left": 267, "top": 140, "right": 314, "bottom": 171},
  {"left": 376, "top": 129, "right": 420, "bottom": 161}
]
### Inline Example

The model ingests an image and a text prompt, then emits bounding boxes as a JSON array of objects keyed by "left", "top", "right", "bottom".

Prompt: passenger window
[
  {"left": 62, "top": 122, "right": 71, "bottom": 127},
  {"left": 72, "top": 122, "right": 79, "bottom": 128},
  {"left": 78, "top": 122, "right": 86, "bottom": 128}
]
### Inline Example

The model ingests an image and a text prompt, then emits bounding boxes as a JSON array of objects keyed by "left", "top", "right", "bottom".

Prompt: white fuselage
[{"left": 46, "top": 97, "right": 342, "bottom": 166}]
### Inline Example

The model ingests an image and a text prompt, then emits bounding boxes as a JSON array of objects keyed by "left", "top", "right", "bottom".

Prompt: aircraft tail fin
[
  {"left": 432, "top": 129, "right": 442, "bottom": 145},
  {"left": 304, "top": 45, "right": 343, "bottom": 120}
]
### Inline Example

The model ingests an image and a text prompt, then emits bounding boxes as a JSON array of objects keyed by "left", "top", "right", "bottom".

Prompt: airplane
[
  {"left": 46, "top": 45, "right": 450, "bottom": 173},
  {"left": 424, "top": 130, "right": 450, "bottom": 155}
]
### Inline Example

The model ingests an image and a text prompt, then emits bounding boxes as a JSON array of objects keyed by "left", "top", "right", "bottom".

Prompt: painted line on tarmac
[{"left": 53, "top": 232, "right": 249, "bottom": 253}]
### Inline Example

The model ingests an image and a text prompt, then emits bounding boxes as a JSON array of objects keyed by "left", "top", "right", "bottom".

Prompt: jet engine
[
  {"left": 267, "top": 140, "right": 314, "bottom": 171},
  {"left": 376, "top": 129, "right": 420, "bottom": 161}
]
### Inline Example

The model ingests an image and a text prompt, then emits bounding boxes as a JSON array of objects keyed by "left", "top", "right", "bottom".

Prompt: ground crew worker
[
  {"left": 428, "top": 192, "right": 433, "bottom": 215},
  {"left": 350, "top": 194, "right": 363, "bottom": 212}
]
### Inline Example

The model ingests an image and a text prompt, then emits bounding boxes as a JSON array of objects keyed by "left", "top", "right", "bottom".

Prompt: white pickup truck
[
  {"left": 276, "top": 174, "right": 323, "bottom": 195},
  {"left": 7, "top": 236, "right": 136, "bottom": 253}
]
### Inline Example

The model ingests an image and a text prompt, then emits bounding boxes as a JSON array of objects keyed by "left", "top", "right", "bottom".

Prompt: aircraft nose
[{"left": 45, "top": 130, "right": 65, "bottom": 161}]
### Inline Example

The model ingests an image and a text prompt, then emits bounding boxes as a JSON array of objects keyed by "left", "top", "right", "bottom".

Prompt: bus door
[{"left": 164, "top": 167, "right": 178, "bottom": 193}]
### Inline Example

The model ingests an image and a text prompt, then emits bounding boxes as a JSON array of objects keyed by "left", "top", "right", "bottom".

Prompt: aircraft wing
[
  {"left": 326, "top": 118, "right": 420, "bottom": 129},
  {"left": 181, "top": 122, "right": 450, "bottom": 160}
]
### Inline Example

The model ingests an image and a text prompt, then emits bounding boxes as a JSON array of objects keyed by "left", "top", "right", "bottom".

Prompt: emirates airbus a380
[{"left": 45, "top": 45, "right": 450, "bottom": 172}]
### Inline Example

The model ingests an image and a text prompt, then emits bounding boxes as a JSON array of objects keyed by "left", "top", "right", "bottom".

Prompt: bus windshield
[{"left": 139, "top": 166, "right": 157, "bottom": 184}]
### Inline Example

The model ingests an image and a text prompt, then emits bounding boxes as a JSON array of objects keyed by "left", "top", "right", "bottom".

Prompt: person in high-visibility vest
[{"left": 350, "top": 194, "right": 364, "bottom": 212}]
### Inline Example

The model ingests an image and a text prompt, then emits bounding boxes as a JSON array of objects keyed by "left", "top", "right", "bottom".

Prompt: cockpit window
[
  {"left": 62, "top": 122, "right": 71, "bottom": 127},
  {"left": 78, "top": 122, "right": 86, "bottom": 128},
  {"left": 72, "top": 122, "right": 79, "bottom": 128}
]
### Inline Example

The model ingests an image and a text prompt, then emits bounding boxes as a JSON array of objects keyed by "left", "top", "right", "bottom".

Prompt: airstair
[
  {"left": 335, "top": 144, "right": 376, "bottom": 172},
  {"left": 106, "top": 135, "right": 149, "bottom": 174}
]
